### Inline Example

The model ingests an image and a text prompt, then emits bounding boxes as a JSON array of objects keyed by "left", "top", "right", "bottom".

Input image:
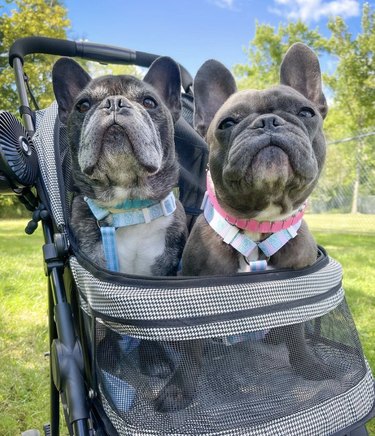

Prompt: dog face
[
  {"left": 53, "top": 57, "right": 181, "bottom": 204},
  {"left": 194, "top": 43, "right": 328, "bottom": 220}
]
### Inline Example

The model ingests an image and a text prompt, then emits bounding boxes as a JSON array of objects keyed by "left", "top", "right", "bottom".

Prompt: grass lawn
[
  {"left": 0, "top": 215, "right": 374, "bottom": 435},
  {"left": 0, "top": 219, "right": 48, "bottom": 435}
]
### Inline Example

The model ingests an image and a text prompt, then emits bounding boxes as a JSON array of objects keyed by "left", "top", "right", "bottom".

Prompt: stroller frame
[{"left": 5, "top": 37, "right": 375, "bottom": 436}]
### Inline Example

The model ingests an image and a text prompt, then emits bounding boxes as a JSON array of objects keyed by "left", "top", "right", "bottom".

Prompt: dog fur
[
  {"left": 52, "top": 57, "right": 187, "bottom": 276},
  {"left": 52, "top": 57, "right": 188, "bottom": 411},
  {"left": 157, "top": 43, "right": 333, "bottom": 412}
]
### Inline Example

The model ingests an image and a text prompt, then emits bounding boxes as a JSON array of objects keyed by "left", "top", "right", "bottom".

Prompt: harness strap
[
  {"left": 206, "top": 171, "right": 306, "bottom": 233},
  {"left": 84, "top": 192, "right": 176, "bottom": 271},
  {"left": 202, "top": 193, "right": 301, "bottom": 264},
  {"left": 100, "top": 227, "right": 120, "bottom": 272}
]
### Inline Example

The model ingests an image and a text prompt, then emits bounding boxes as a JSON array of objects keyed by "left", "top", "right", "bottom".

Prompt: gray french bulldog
[
  {"left": 52, "top": 56, "right": 188, "bottom": 411},
  {"left": 157, "top": 43, "right": 333, "bottom": 412},
  {"left": 52, "top": 56, "right": 187, "bottom": 275}
]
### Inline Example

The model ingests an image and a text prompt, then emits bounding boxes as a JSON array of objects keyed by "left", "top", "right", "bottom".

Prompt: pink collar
[{"left": 206, "top": 171, "right": 306, "bottom": 233}]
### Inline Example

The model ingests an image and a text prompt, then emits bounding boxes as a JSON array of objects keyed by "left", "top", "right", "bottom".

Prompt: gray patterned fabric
[
  {"left": 33, "top": 103, "right": 65, "bottom": 228},
  {"left": 72, "top": 255, "right": 343, "bottom": 340}
]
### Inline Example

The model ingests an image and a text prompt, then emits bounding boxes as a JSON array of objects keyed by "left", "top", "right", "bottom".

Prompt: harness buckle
[
  {"left": 160, "top": 193, "right": 176, "bottom": 216},
  {"left": 142, "top": 207, "right": 152, "bottom": 224},
  {"left": 96, "top": 217, "right": 112, "bottom": 228}
]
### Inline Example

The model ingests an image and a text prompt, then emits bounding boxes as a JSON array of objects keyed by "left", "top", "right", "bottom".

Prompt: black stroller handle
[{"left": 9, "top": 36, "right": 193, "bottom": 91}]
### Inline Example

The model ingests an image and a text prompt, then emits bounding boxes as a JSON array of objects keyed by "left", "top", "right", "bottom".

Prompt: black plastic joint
[
  {"left": 43, "top": 242, "right": 64, "bottom": 274},
  {"left": 54, "top": 232, "right": 69, "bottom": 258}
]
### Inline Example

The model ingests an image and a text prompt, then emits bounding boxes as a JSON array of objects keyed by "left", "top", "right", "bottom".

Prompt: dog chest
[{"left": 115, "top": 215, "right": 174, "bottom": 275}]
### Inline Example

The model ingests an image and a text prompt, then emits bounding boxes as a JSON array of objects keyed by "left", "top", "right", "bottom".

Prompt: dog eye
[
  {"left": 218, "top": 118, "right": 237, "bottom": 130},
  {"left": 76, "top": 99, "right": 91, "bottom": 113},
  {"left": 143, "top": 97, "right": 158, "bottom": 109},
  {"left": 298, "top": 107, "right": 315, "bottom": 118}
]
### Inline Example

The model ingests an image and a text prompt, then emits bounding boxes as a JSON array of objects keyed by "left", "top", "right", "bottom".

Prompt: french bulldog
[
  {"left": 52, "top": 56, "right": 187, "bottom": 275},
  {"left": 157, "top": 43, "right": 332, "bottom": 412},
  {"left": 52, "top": 56, "right": 188, "bottom": 409}
]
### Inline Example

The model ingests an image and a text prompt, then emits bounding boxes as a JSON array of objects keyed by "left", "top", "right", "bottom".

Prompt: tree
[
  {"left": 323, "top": 3, "right": 375, "bottom": 212},
  {"left": 0, "top": 0, "right": 71, "bottom": 113},
  {"left": 234, "top": 20, "right": 327, "bottom": 90},
  {"left": 234, "top": 3, "right": 375, "bottom": 213}
]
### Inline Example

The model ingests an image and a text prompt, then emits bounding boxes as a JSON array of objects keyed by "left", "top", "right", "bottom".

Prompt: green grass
[
  {"left": 0, "top": 219, "right": 48, "bottom": 435},
  {"left": 0, "top": 216, "right": 374, "bottom": 434},
  {"left": 306, "top": 214, "right": 375, "bottom": 435}
]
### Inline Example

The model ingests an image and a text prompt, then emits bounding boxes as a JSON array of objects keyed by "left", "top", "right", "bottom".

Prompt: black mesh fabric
[{"left": 87, "top": 300, "right": 370, "bottom": 435}]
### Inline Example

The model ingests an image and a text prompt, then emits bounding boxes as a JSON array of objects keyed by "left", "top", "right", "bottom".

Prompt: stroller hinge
[{"left": 43, "top": 231, "right": 69, "bottom": 275}]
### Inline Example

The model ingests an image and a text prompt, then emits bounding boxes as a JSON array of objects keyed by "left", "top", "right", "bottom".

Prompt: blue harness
[{"left": 84, "top": 192, "right": 177, "bottom": 272}]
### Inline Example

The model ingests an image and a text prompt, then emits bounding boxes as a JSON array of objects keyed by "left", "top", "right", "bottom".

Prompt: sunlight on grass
[
  {"left": 306, "top": 213, "right": 375, "bottom": 235},
  {"left": 0, "top": 219, "right": 49, "bottom": 436}
]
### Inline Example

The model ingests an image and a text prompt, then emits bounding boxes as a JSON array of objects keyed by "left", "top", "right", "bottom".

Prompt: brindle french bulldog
[
  {"left": 157, "top": 43, "right": 333, "bottom": 412},
  {"left": 52, "top": 57, "right": 188, "bottom": 411}
]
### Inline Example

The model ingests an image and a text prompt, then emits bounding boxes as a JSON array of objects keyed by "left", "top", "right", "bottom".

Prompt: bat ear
[
  {"left": 52, "top": 58, "right": 91, "bottom": 124},
  {"left": 193, "top": 59, "right": 237, "bottom": 138},
  {"left": 280, "top": 43, "right": 328, "bottom": 118},
  {"left": 143, "top": 56, "right": 182, "bottom": 122}
]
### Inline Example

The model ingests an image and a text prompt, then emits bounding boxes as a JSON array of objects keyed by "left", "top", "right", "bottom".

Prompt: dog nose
[
  {"left": 103, "top": 96, "right": 132, "bottom": 111},
  {"left": 252, "top": 114, "right": 285, "bottom": 130}
]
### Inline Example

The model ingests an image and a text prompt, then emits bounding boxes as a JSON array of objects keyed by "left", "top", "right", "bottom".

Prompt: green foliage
[
  {"left": 0, "top": 0, "right": 71, "bottom": 114},
  {"left": 86, "top": 61, "right": 142, "bottom": 79},
  {"left": 234, "top": 20, "right": 326, "bottom": 90},
  {"left": 324, "top": 3, "right": 375, "bottom": 133}
]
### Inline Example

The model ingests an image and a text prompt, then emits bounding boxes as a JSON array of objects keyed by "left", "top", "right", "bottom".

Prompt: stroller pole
[
  {"left": 43, "top": 220, "right": 90, "bottom": 436},
  {"left": 48, "top": 279, "right": 60, "bottom": 435}
]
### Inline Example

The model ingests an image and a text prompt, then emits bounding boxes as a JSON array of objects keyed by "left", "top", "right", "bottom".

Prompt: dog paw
[
  {"left": 292, "top": 355, "right": 336, "bottom": 380},
  {"left": 139, "top": 342, "right": 176, "bottom": 379},
  {"left": 141, "top": 359, "right": 174, "bottom": 379},
  {"left": 154, "top": 383, "right": 193, "bottom": 413}
]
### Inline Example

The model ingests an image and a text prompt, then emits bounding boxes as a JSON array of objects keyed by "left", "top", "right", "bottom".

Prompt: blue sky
[{"left": 63, "top": 0, "right": 371, "bottom": 76}]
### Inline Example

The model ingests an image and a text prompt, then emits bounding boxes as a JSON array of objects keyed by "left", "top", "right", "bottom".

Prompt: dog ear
[
  {"left": 193, "top": 60, "right": 237, "bottom": 138},
  {"left": 280, "top": 43, "right": 328, "bottom": 119},
  {"left": 52, "top": 58, "right": 91, "bottom": 124},
  {"left": 143, "top": 56, "right": 181, "bottom": 122}
]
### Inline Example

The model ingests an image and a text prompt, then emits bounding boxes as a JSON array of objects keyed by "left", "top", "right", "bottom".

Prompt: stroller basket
[
  {"left": 4, "top": 37, "right": 375, "bottom": 435},
  {"left": 72, "top": 253, "right": 373, "bottom": 435}
]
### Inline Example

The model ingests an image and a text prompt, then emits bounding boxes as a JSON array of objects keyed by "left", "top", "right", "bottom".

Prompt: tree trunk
[
  {"left": 351, "top": 175, "right": 359, "bottom": 214},
  {"left": 351, "top": 140, "right": 364, "bottom": 214}
]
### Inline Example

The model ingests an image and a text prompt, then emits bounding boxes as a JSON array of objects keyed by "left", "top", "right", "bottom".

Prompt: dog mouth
[
  {"left": 251, "top": 145, "right": 292, "bottom": 182},
  {"left": 79, "top": 121, "right": 162, "bottom": 179},
  {"left": 224, "top": 145, "right": 293, "bottom": 185},
  {"left": 223, "top": 128, "right": 318, "bottom": 185}
]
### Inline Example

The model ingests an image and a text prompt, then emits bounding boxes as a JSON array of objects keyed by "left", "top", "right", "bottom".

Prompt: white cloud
[
  {"left": 209, "top": 0, "right": 236, "bottom": 10},
  {"left": 270, "top": 0, "right": 360, "bottom": 22}
]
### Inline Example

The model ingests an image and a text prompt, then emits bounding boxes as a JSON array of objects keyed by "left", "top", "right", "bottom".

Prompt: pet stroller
[{"left": 1, "top": 36, "right": 374, "bottom": 436}]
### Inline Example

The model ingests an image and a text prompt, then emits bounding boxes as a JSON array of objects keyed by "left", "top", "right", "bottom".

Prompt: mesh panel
[{"left": 88, "top": 299, "right": 372, "bottom": 435}]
